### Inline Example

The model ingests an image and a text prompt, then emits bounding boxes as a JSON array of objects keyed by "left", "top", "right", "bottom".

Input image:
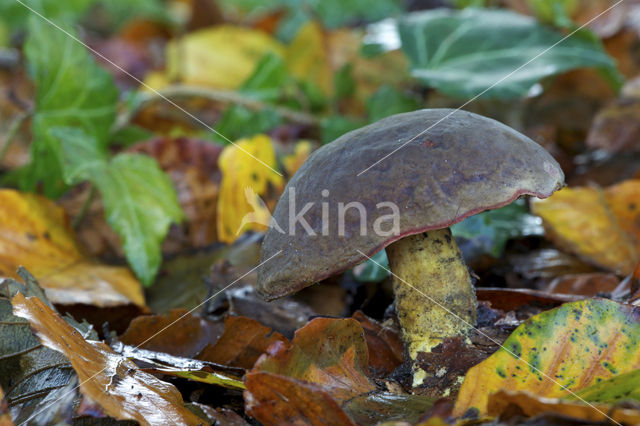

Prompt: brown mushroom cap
[{"left": 258, "top": 109, "right": 564, "bottom": 300}]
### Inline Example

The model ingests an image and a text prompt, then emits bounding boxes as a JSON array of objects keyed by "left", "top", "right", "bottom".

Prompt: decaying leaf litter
[{"left": 1, "top": 0, "right": 640, "bottom": 425}]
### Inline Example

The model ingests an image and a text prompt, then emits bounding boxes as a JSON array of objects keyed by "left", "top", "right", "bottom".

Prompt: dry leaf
[
  {"left": 531, "top": 181, "right": 640, "bottom": 275},
  {"left": 160, "top": 25, "right": 285, "bottom": 90},
  {"left": 286, "top": 21, "right": 333, "bottom": 96},
  {"left": 0, "top": 190, "right": 144, "bottom": 307},
  {"left": 11, "top": 293, "right": 204, "bottom": 426},
  {"left": 216, "top": 134, "right": 283, "bottom": 243}
]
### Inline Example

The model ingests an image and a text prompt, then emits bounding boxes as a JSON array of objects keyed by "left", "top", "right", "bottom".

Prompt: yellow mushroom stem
[{"left": 386, "top": 228, "right": 477, "bottom": 361}]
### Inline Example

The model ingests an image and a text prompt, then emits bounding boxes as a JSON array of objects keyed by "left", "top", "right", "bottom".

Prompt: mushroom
[{"left": 257, "top": 109, "right": 564, "bottom": 380}]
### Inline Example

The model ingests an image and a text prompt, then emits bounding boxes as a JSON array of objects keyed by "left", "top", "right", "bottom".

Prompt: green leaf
[
  {"left": 241, "top": 52, "right": 290, "bottom": 102},
  {"left": 54, "top": 128, "right": 183, "bottom": 286},
  {"left": 366, "top": 86, "right": 419, "bottom": 122},
  {"left": 451, "top": 199, "right": 543, "bottom": 258},
  {"left": 215, "top": 106, "right": 281, "bottom": 142},
  {"left": 350, "top": 250, "right": 390, "bottom": 283},
  {"left": 0, "top": 0, "right": 94, "bottom": 30},
  {"left": 22, "top": 17, "right": 118, "bottom": 197},
  {"left": 320, "top": 116, "right": 365, "bottom": 144},
  {"left": 572, "top": 369, "right": 640, "bottom": 405},
  {"left": 398, "top": 8, "right": 622, "bottom": 99}
]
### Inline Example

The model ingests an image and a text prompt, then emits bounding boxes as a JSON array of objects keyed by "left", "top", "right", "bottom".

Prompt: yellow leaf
[
  {"left": 453, "top": 299, "right": 640, "bottom": 418},
  {"left": 286, "top": 21, "right": 333, "bottom": 96},
  {"left": 165, "top": 25, "right": 285, "bottom": 90},
  {"left": 531, "top": 181, "right": 640, "bottom": 275},
  {"left": 216, "top": 135, "right": 283, "bottom": 243},
  {"left": 0, "top": 190, "right": 144, "bottom": 307},
  {"left": 282, "top": 140, "right": 312, "bottom": 177}
]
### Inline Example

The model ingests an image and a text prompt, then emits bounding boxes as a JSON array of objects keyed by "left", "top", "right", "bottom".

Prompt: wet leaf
[
  {"left": 0, "top": 272, "right": 75, "bottom": 422},
  {"left": 399, "top": 8, "right": 621, "bottom": 99},
  {"left": 197, "top": 316, "right": 287, "bottom": 370},
  {"left": 454, "top": 299, "right": 640, "bottom": 418},
  {"left": 163, "top": 25, "right": 285, "bottom": 90},
  {"left": 531, "top": 181, "right": 640, "bottom": 275},
  {"left": 144, "top": 367, "right": 245, "bottom": 390},
  {"left": 119, "top": 309, "right": 223, "bottom": 358},
  {"left": 11, "top": 292, "right": 205, "bottom": 426},
  {"left": 216, "top": 134, "right": 283, "bottom": 243},
  {"left": 0, "top": 190, "right": 144, "bottom": 307}
]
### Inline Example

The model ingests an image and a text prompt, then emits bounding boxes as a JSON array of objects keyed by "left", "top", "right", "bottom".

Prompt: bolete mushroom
[{"left": 257, "top": 109, "right": 564, "bottom": 380}]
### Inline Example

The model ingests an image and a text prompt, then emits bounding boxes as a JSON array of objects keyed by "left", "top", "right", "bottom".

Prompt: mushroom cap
[{"left": 258, "top": 109, "right": 564, "bottom": 300}]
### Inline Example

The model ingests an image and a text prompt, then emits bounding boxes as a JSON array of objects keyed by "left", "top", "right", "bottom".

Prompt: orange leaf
[
  {"left": 197, "top": 316, "right": 287, "bottom": 370},
  {"left": 11, "top": 293, "right": 204, "bottom": 426},
  {"left": 0, "top": 190, "right": 144, "bottom": 307}
]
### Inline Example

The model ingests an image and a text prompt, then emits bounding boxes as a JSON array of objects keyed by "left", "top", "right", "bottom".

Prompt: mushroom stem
[{"left": 386, "top": 228, "right": 477, "bottom": 361}]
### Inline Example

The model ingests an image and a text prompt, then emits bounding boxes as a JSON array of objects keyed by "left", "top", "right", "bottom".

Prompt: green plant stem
[
  {"left": 125, "top": 85, "right": 321, "bottom": 128},
  {"left": 0, "top": 111, "right": 30, "bottom": 165},
  {"left": 73, "top": 184, "right": 96, "bottom": 228}
]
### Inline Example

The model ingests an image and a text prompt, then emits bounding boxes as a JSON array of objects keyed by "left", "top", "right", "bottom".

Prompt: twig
[
  {"left": 0, "top": 48, "right": 19, "bottom": 70},
  {"left": 129, "top": 85, "right": 321, "bottom": 128},
  {"left": 72, "top": 184, "right": 96, "bottom": 228},
  {"left": 0, "top": 111, "right": 30, "bottom": 165}
]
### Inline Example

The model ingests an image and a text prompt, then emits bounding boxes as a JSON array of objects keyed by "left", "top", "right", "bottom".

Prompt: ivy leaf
[
  {"left": 0, "top": 0, "right": 94, "bottom": 30},
  {"left": 399, "top": 8, "right": 622, "bottom": 99},
  {"left": 54, "top": 127, "right": 183, "bottom": 286},
  {"left": 22, "top": 17, "right": 118, "bottom": 197},
  {"left": 451, "top": 199, "right": 544, "bottom": 258}
]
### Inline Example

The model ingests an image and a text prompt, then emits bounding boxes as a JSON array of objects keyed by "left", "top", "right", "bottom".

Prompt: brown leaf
[
  {"left": 197, "top": 316, "right": 287, "bottom": 370},
  {"left": 587, "top": 98, "right": 640, "bottom": 152},
  {"left": 11, "top": 293, "right": 205, "bottom": 426},
  {"left": 352, "top": 311, "right": 404, "bottom": 378},
  {"left": 488, "top": 389, "right": 640, "bottom": 424},
  {"left": 244, "top": 372, "right": 356, "bottom": 426},
  {"left": 0, "top": 190, "right": 144, "bottom": 308},
  {"left": 251, "top": 318, "right": 376, "bottom": 403},
  {"left": 544, "top": 273, "right": 621, "bottom": 296},
  {"left": 119, "top": 309, "right": 223, "bottom": 358}
]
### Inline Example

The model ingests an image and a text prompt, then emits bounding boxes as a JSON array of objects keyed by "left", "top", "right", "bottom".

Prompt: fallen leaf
[
  {"left": 244, "top": 372, "right": 357, "bottom": 426},
  {"left": 144, "top": 367, "right": 245, "bottom": 390},
  {"left": 544, "top": 273, "right": 621, "bottom": 296},
  {"left": 251, "top": 318, "right": 375, "bottom": 402},
  {"left": 216, "top": 134, "right": 283, "bottom": 243},
  {"left": 531, "top": 181, "right": 640, "bottom": 275},
  {"left": 286, "top": 21, "right": 332, "bottom": 96},
  {"left": 197, "top": 315, "right": 287, "bottom": 369},
  {"left": 119, "top": 309, "right": 223, "bottom": 358},
  {"left": 281, "top": 140, "right": 312, "bottom": 178},
  {"left": 0, "top": 272, "right": 75, "bottom": 423},
  {"left": 352, "top": 311, "right": 404, "bottom": 378},
  {"left": 11, "top": 292, "right": 205, "bottom": 426},
  {"left": 587, "top": 98, "right": 640, "bottom": 152},
  {"left": 0, "top": 190, "right": 144, "bottom": 307},
  {"left": 162, "top": 25, "right": 285, "bottom": 90},
  {"left": 488, "top": 389, "right": 640, "bottom": 425},
  {"left": 454, "top": 299, "right": 640, "bottom": 418}
]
